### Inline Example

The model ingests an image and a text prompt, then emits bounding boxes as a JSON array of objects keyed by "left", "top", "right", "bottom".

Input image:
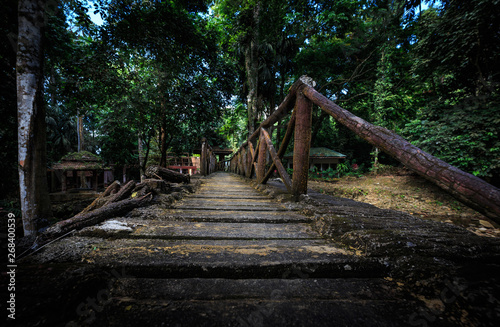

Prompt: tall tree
[
  {"left": 212, "top": 0, "right": 266, "bottom": 136},
  {"left": 104, "top": 0, "right": 232, "bottom": 164},
  {"left": 212, "top": 0, "right": 300, "bottom": 136},
  {"left": 404, "top": 0, "right": 500, "bottom": 185},
  {"left": 245, "top": 1, "right": 261, "bottom": 135},
  {"left": 17, "top": 0, "right": 52, "bottom": 236}
]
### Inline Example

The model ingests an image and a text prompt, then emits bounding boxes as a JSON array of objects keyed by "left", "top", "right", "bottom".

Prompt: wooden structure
[
  {"left": 50, "top": 151, "right": 109, "bottom": 192},
  {"left": 217, "top": 76, "right": 500, "bottom": 222},
  {"left": 199, "top": 139, "right": 232, "bottom": 175},
  {"left": 284, "top": 147, "right": 346, "bottom": 171},
  {"left": 166, "top": 154, "right": 200, "bottom": 175}
]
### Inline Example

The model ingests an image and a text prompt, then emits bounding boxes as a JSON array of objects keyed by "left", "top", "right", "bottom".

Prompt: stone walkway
[{"left": 14, "top": 172, "right": 500, "bottom": 326}]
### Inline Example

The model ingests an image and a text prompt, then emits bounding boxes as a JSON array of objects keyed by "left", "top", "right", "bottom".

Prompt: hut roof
[{"left": 52, "top": 151, "right": 104, "bottom": 170}]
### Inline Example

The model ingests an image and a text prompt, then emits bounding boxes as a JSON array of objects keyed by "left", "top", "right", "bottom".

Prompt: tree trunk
[
  {"left": 159, "top": 116, "right": 167, "bottom": 167},
  {"left": 104, "top": 180, "right": 136, "bottom": 205},
  {"left": 138, "top": 134, "right": 144, "bottom": 180},
  {"left": 300, "top": 80, "right": 500, "bottom": 222},
  {"left": 245, "top": 2, "right": 261, "bottom": 136},
  {"left": 145, "top": 165, "right": 190, "bottom": 184},
  {"left": 17, "top": 0, "right": 52, "bottom": 236},
  {"left": 141, "top": 134, "right": 152, "bottom": 178},
  {"left": 311, "top": 111, "right": 328, "bottom": 145},
  {"left": 80, "top": 180, "right": 121, "bottom": 214},
  {"left": 77, "top": 111, "right": 84, "bottom": 152}
]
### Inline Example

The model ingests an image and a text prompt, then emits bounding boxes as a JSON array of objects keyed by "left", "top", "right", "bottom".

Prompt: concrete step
[
  {"left": 82, "top": 239, "right": 386, "bottom": 278},
  {"left": 173, "top": 204, "right": 289, "bottom": 211},
  {"left": 177, "top": 198, "right": 279, "bottom": 206},
  {"left": 79, "top": 220, "right": 320, "bottom": 240},
  {"left": 110, "top": 277, "right": 405, "bottom": 301},
  {"left": 188, "top": 194, "right": 270, "bottom": 200},
  {"left": 89, "top": 279, "right": 415, "bottom": 327},
  {"left": 162, "top": 209, "right": 311, "bottom": 223}
]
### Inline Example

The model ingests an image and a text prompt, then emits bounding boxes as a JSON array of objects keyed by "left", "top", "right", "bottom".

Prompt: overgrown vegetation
[{"left": 2, "top": 0, "right": 499, "bottom": 205}]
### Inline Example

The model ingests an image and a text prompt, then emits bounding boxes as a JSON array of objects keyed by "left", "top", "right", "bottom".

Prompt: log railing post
[
  {"left": 257, "top": 129, "right": 267, "bottom": 183},
  {"left": 248, "top": 142, "right": 257, "bottom": 178},
  {"left": 242, "top": 147, "right": 248, "bottom": 177},
  {"left": 292, "top": 89, "right": 313, "bottom": 199},
  {"left": 200, "top": 137, "right": 207, "bottom": 176}
]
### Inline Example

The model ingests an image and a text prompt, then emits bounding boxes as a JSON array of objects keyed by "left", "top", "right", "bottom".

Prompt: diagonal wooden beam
[
  {"left": 261, "top": 109, "right": 296, "bottom": 184},
  {"left": 246, "top": 142, "right": 255, "bottom": 178},
  {"left": 260, "top": 128, "right": 292, "bottom": 193}
]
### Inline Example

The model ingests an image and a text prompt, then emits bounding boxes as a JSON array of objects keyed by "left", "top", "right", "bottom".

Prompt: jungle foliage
[{"left": 2, "top": 0, "right": 500, "bottom": 204}]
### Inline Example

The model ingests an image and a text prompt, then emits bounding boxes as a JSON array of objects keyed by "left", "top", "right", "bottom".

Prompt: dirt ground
[{"left": 308, "top": 167, "right": 500, "bottom": 238}]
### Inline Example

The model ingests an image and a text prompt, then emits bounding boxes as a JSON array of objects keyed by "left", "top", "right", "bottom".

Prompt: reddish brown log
[
  {"left": 133, "top": 179, "right": 169, "bottom": 197},
  {"left": 257, "top": 130, "right": 268, "bottom": 183},
  {"left": 80, "top": 180, "right": 121, "bottom": 214},
  {"left": 145, "top": 165, "right": 190, "bottom": 184},
  {"left": 238, "top": 151, "right": 243, "bottom": 175},
  {"left": 246, "top": 142, "right": 255, "bottom": 178},
  {"left": 261, "top": 128, "right": 292, "bottom": 192},
  {"left": 200, "top": 138, "right": 208, "bottom": 176},
  {"left": 292, "top": 90, "right": 313, "bottom": 199},
  {"left": 300, "top": 81, "right": 500, "bottom": 222},
  {"left": 104, "top": 180, "right": 136, "bottom": 206},
  {"left": 248, "top": 140, "right": 259, "bottom": 178},
  {"left": 242, "top": 147, "right": 248, "bottom": 177},
  {"left": 41, "top": 195, "right": 152, "bottom": 242}
]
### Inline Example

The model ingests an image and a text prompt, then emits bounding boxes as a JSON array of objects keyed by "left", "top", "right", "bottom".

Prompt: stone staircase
[{"left": 14, "top": 172, "right": 500, "bottom": 327}]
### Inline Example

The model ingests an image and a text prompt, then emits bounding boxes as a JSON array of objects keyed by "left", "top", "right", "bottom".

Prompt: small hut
[
  {"left": 50, "top": 151, "right": 112, "bottom": 192},
  {"left": 166, "top": 153, "right": 200, "bottom": 175},
  {"left": 284, "top": 147, "right": 346, "bottom": 171}
]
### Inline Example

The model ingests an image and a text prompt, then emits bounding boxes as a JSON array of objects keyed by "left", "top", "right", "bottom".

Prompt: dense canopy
[{"left": 2, "top": 0, "right": 500, "bottom": 234}]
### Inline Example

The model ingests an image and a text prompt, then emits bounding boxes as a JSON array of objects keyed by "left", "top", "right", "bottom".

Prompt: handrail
[
  {"left": 229, "top": 76, "right": 500, "bottom": 222},
  {"left": 200, "top": 138, "right": 219, "bottom": 176},
  {"left": 229, "top": 76, "right": 316, "bottom": 199}
]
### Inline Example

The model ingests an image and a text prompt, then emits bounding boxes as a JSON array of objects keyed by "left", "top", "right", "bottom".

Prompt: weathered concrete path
[{"left": 14, "top": 172, "right": 500, "bottom": 326}]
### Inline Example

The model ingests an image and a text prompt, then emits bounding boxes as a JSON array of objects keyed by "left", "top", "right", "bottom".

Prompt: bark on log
[
  {"left": 104, "top": 180, "right": 136, "bottom": 206},
  {"left": 299, "top": 80, "right": 500, "bottom": 223},
  {"left": 132, "top": 179, "right": 170, "bottom": 197},
  {"left": 80, "top": 180, "right": 121, "bottom": 214},
  {"left": 145, "top": 165, "right": 190, "bottom": 184},
  {"left": 41, "top": 195, "right": 152, "bottom": 242}
]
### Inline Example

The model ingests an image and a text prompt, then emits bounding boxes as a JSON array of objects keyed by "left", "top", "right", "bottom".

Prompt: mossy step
[
  {"left": 79, "top": 239, "right": 386, "bottom": 278},
  {"left": 173, "top": 204, "right": 290, "bottom": 211},
  {"left": 188, "top": 194, "right": 270, "bottom": 200},
  {"left": 162, "top": 209, "right": 311, "bottom": 223},
  {"left": 78, "top": 220, "right": 319, "bottom": 240},
  {"left": 88, "top": 278, "right": 414, "bottom": 327}
]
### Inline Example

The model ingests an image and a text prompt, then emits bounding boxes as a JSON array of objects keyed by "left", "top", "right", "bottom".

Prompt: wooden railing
[
  {"left": 200, "top": 137, "right": 225, "bottom": 176},
  {"left": 227, "top": 76, "right": 500, "bottom": 222},
  {"left": 229, "top": 76, "right": 316, "bottom": 199}
]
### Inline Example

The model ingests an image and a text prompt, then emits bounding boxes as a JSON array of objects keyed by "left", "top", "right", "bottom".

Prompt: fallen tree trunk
[
  {"left": 299, "top": 80, "right": 500, "bottom": 223},
  {"left": 145, "top": 165, "right": 190, "bottom": 184},
  {"left": 80, "top": 180, "right": 121, "bottom": 214},
  {"left": 41, "top": 195, "right": 152, "bottom": 242},
  {"left": 104, "top": 180, "right": 136, "bottom": 205},
  {"left": 133, "top": 179, "right": 170, "bottom": 196}
]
